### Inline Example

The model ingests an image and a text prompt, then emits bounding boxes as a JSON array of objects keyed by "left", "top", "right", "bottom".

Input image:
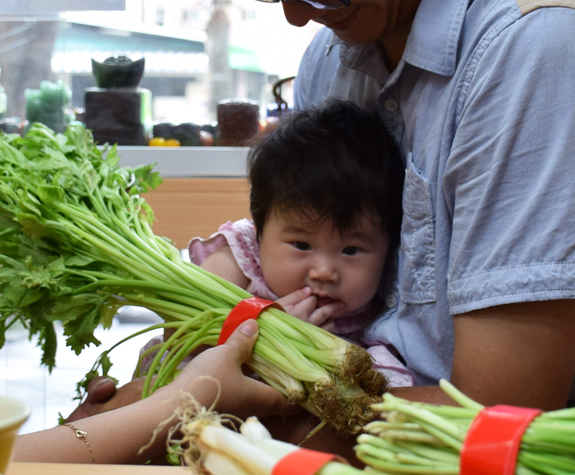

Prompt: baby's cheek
[
  {"left": 346, "top": 280, "right": 379, "bottom": 310},
  {"left": 262, "top": 269, "right": 296, "bottom": 298}
]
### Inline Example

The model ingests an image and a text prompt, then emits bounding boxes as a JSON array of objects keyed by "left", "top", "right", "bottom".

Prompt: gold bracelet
[{"left": 64, "top": 422, "right": 95, "bottom": 463}]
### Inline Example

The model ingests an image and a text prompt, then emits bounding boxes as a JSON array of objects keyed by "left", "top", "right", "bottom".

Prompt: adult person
[
  {"left": 13, "top": 321, "right": 297, "bottom": 464},
  {"left": 284, "top": 0, "right": 575, "bottom": 409}
]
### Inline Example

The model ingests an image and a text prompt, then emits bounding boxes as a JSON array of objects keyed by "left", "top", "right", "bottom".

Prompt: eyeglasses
[{"left": 256, "top": 0, "right": 350, "bottom": 10}]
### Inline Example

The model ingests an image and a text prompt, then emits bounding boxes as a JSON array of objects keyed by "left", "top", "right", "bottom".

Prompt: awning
[
  {"left": 229, "top": 46, "right": 264, "bottom": 73},
  {"left": 52, "top": 50, "right": 209, "bottom": 75},
  {"left": 52, "top": 21, "right": 263, "bottom": 75}
]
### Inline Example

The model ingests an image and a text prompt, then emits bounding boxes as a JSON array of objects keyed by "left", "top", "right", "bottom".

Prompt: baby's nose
[{"left": 309, "top": 258, "right": 339, "bottom": 282}]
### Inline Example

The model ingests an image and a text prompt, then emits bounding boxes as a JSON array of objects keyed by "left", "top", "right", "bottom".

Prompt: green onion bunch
[
  {"left": 355, "top": 379, "right": 575, "bottom": 474},
  {"left": 0, "top": 123, "right": 387, "bottom": 434}
]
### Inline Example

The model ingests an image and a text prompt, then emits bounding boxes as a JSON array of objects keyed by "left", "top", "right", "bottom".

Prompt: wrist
[{"left": 150, "top": 375, "right": 219, "bottom": 414}]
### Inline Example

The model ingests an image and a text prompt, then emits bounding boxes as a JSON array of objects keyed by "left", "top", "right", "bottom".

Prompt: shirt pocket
[{"left": 400, "top": 153, "right": 436, "bottom": 304}]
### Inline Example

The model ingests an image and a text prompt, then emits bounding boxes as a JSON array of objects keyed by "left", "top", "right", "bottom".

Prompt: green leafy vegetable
[{"left": 0, "top": 123, "right": 387, "bottom": 434}]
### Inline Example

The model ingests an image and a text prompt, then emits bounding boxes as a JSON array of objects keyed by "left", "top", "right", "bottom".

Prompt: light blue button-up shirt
[{"left": 294, "top": 0, "right": 575, "bottom": 395}]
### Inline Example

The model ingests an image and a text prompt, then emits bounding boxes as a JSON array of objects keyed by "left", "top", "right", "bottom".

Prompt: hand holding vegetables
[
  {"left": 67, "top": 320, "right": 301, "bottom": 425},
  {"left": 170, "top": 319, "right": 300, "bottom": 420},
  {"left": 14, "top": 321, "right": 295, "bottom": 464}
]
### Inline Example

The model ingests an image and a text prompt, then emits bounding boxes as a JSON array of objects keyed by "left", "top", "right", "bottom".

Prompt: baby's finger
[
  {"left": 307, "top": 302, "right": 341, "bottom": 326},
  {"left": 320, "top": 319, "right": 336, "bottom": 332},
  {"left": 289, "top": 295, "right": 319, "bottom": 320},
  {"left": 276, "top": 286, "right": 312, "bottom": 307}
]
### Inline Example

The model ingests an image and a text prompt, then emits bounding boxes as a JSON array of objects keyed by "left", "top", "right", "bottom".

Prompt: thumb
[
  {"left": 222, "top": 319, "right": 259, "bottom": 364},
  {"left": 85, "top": 376, "right": 117, "bottom": 403}
]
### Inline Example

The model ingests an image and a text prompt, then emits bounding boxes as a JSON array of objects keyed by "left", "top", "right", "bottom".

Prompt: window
[
  {"left": 155, "top": 8, "right": 164, "bottom": 26},
  {"left": 241, "top": 9, "right": 256, "bottom": 21},
  {"left": 182, "top": 9, "right": 198, "bottom": 22}
]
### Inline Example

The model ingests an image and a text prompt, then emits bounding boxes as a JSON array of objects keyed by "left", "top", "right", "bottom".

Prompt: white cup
[{"left": 0, "top": 396, "right": 30, "bottom": 474}]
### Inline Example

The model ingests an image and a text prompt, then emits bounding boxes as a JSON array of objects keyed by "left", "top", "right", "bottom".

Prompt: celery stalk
[
  {"left": 355, "top": 379, "right": 575, "bottom": 475},
  {"left": 0, "top": 123, "right": 387, "bottom": 435}
]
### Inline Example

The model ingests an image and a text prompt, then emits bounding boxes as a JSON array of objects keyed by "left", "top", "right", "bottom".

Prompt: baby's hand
[{"left": 276, "top": 287, "right": 342, "bottom": 331}]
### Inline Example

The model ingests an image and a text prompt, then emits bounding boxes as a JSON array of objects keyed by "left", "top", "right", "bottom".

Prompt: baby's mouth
[{"left": 316, "top": 296, "right": 339, "bottom": 308}]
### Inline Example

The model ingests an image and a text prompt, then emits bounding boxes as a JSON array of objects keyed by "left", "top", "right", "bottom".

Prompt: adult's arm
[
  {"left": 450, "top": 300, "right": 575, "bottom": 409},
  {"left": 441, "top": 10, "right": 575, "bottom": 409},
  {"left": 14, "top": 320, "right": 298, "bottom": 464},
  {"left": 391, "top": 300, "right": 575, "bottom": 409}
]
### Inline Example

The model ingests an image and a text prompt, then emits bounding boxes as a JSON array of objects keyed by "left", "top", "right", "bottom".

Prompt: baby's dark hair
[{"left": 247, "top": 100, "right": 404, "bottom": 248}]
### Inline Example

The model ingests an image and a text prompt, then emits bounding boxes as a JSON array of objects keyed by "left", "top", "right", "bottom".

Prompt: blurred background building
[{"left": 0, "top": 0, "right": 321, "bottom": 125}]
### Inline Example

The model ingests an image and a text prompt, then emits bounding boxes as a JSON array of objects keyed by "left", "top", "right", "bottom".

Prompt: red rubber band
[
  {"left": 460, "top": 405, "right": 542, "bottom": 475},
  {"left": 217, "top": 296, "right": 283, "bottom": 345},
  {"left": 273, "top": 448, "right": 342, "bottom": 475}
]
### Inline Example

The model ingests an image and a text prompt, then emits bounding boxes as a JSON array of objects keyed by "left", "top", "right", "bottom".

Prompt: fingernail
[
  {"left": 303, "top": 286, "right": 312, "bottom": 294},
  {"left": 239, "top": 319, "right": 258, "bottom": 336},
  {"left": 92, "top": 378, "right": 109, "bottom": 389}
]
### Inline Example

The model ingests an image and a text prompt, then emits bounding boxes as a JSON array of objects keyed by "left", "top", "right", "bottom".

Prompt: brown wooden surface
[
  {"left": 7, "top": 462, "right": 190, "bottom": 474},
  {"left": 145, "top": 178, "right": 250, "bottom": 249}
]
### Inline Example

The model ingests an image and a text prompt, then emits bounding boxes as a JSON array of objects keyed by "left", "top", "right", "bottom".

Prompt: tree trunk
[
  {"left": 205, "top": 0, "right": 232, "bottom": 122},
  {"left": 0, "top": 20, "right": 58, "bottom": 119}
]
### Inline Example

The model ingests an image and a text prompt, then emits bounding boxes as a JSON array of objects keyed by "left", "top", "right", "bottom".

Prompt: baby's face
[{"left": 259, "top": 210, "right": 389, "bottom": 319}]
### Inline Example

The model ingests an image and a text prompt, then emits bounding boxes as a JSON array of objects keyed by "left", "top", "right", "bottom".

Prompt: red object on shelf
[
  {"left": 460, "top": 405, "right": 542, "bottom": 475},
  {"left": 217, "top": 296, "right": 283, "bottom": 345},
  {"left": 273, "top": 448, "right": 341, "bottom": 475}
]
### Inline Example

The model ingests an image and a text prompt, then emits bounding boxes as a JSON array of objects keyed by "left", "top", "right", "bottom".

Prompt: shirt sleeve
[{"left": 445, "top": 8, "right": 575, "bottom": 314}]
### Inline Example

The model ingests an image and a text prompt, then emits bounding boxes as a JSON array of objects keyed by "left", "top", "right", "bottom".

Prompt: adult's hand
[
  {"left": 69, "top": 320, "right": 299, "bottom": 423},
  {"left": 18, "top": 321, "right": 298, "bottom": 466},
  {"left": 169, "top": 319, "right": 300, "bottom": 420},
  {"left": 66, "top": 376, "right": 146, "bottom": 422},
  {"left": 65, "top": 377, "right": 117, "bottom": 422}
]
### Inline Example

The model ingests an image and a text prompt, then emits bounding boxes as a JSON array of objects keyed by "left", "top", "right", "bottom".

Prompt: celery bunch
[
  {"left": 0, "top": 124, "right": 387, "bottom": 434},
  {"left": 356, "top": 379, "right": 575, "bottom": 474}
]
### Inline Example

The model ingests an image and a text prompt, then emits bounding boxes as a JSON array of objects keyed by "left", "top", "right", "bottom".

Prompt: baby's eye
[
  {"left": 293, "top": 241, "right": 311, "bottom": 251},
  {"left": 342, "top": 246, "right": 360, "bottom": 256}
]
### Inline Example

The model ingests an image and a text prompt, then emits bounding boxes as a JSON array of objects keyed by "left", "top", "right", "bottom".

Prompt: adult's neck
[
  {"left": 379, "top": 0, "right": 420, "bottom": 71},
  {"left": 380, "top": 21, "right": 412, "bottom": 71}
]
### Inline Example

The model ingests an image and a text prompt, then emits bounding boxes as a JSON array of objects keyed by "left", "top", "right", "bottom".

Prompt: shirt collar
[
  {"left": 329, "top": 33, "right": 390, "bottom": 83},
  {"left": 403, "top": 0, "right": 469, "bottom": 76},
  {"left": 326, "top": 0, "right": 468, "bottom": 80}
]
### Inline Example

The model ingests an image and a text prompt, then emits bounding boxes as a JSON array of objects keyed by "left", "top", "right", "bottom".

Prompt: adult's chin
[
  {"left": 328, "top": 6, "right": 390, "bottom": 45},
  {"left": 332, "top": 24, "right": 386, "bottom": 45}
]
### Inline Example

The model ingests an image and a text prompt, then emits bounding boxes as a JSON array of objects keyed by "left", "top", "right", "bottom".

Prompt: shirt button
[
  {"left": 384, "top": 99, "right": 399, "bottom": 112},
  {"left": 385, "top": 293, "right": 397, "bottom": 308}
]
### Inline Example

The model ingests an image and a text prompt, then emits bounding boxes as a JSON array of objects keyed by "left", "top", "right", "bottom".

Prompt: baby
[{"left": 187, "top": 100, "right": 413, "bottom": 386}]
